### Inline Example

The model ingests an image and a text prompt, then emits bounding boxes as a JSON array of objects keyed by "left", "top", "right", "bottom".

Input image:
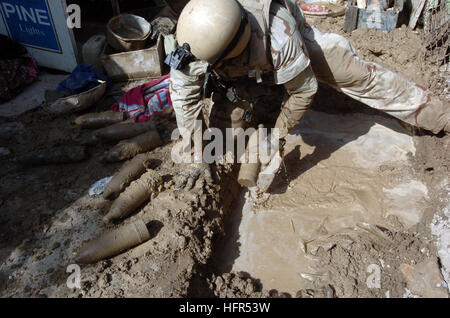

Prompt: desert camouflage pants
[{"left": 301, "top": 25, "right": 449, "bottom": 133}]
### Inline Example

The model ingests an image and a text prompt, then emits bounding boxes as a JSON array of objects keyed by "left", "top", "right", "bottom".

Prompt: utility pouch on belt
[
  {"left": 164, "top": 43, "right": 195, "bottom": 70},
  {"left": 203, "top": 71, "right": 230, "bottom": 99},
  {"left": 203, "top": 72, "right": 214, "bottom": 99}
]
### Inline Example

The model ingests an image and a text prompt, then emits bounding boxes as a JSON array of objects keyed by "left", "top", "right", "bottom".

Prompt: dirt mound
[
  {"left": 208, "top": 272, "right": 269, "bottom": 298},
  {"left": 190, "top": 271, "right": 297, "bottom": 298}
]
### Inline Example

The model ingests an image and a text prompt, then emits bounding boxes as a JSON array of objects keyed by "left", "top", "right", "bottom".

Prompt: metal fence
[{"left": 423, "top": 0, "right": 449, "bottom": 66}]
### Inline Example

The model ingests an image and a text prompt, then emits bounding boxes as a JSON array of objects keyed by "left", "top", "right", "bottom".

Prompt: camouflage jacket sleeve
[
  {"left": 269, "top": 2, "right": 317, "bottom": 138},
  {"left": 269, "top": 1, "right": 310, "bottom": 85},
  {"left": 169, "top": 60, "right": 209, "bottom": 135}
]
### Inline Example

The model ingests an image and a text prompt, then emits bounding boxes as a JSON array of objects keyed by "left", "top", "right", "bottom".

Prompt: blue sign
[{"left": 0, "top": 0, "right": 61, "bottom": 52}]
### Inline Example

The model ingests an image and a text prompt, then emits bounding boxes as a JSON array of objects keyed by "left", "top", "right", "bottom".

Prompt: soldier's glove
[
  {"left": 257, "top": 135, "right": 286, "bottom": 192},
  {"left": 175, "top": 162, "right": 213, "bottom": 190},
  {"left": 259, "top": 134, "right": 285, "bottom": 166}
]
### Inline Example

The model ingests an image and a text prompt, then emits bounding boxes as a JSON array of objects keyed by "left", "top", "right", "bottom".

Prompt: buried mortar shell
[
  {"left": 101, "top": 129, "right": 162, "bottom": 163},
  {"left": 74, "top": 111, "right": 125, "bottom": 129},
  {"left": 103, "top": 170, "right": 162, "bottom": 223},
  {"left": 238, "top": 125, "right": 263, "bottom": 188},
  {"left": 103, "top": 153, "right": 152, "bottom": 200},
  {"left": 75, "top": 219, "right": 150, "bottom": 264},
  {"left": 94, "top": 120, "right": 156, "bottom": 141}
]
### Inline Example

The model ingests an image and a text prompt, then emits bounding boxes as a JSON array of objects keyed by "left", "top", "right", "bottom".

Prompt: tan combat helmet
[{"left": 176, "top": 0, "right": 251, "bottom": 65}]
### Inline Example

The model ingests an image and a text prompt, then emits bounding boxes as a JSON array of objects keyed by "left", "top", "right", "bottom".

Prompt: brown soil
[{"left": 0, "top": 15, "right": 449, "bottom": 298}]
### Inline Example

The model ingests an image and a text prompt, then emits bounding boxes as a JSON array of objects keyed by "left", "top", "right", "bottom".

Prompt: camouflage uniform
[
  {"left": 170, "top": 0, "right": 449, "bottom": 146},
  {"left": 301, "top": 25, "right": 449, "bottom": 134}
]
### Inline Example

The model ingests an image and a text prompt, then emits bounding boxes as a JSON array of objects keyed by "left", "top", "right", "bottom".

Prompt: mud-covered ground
[{"left": 0, "top": 16, "right": 449, "bottom": 298}]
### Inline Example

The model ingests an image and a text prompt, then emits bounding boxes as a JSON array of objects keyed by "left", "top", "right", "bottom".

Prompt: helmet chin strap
[{"left": 210, "top": 3, "right": 249, "bottom": 70}]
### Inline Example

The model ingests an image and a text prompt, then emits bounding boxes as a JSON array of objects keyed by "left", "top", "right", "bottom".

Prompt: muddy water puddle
[{"left": 215, "top": 111, "right": 429, "bottom": 294}]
